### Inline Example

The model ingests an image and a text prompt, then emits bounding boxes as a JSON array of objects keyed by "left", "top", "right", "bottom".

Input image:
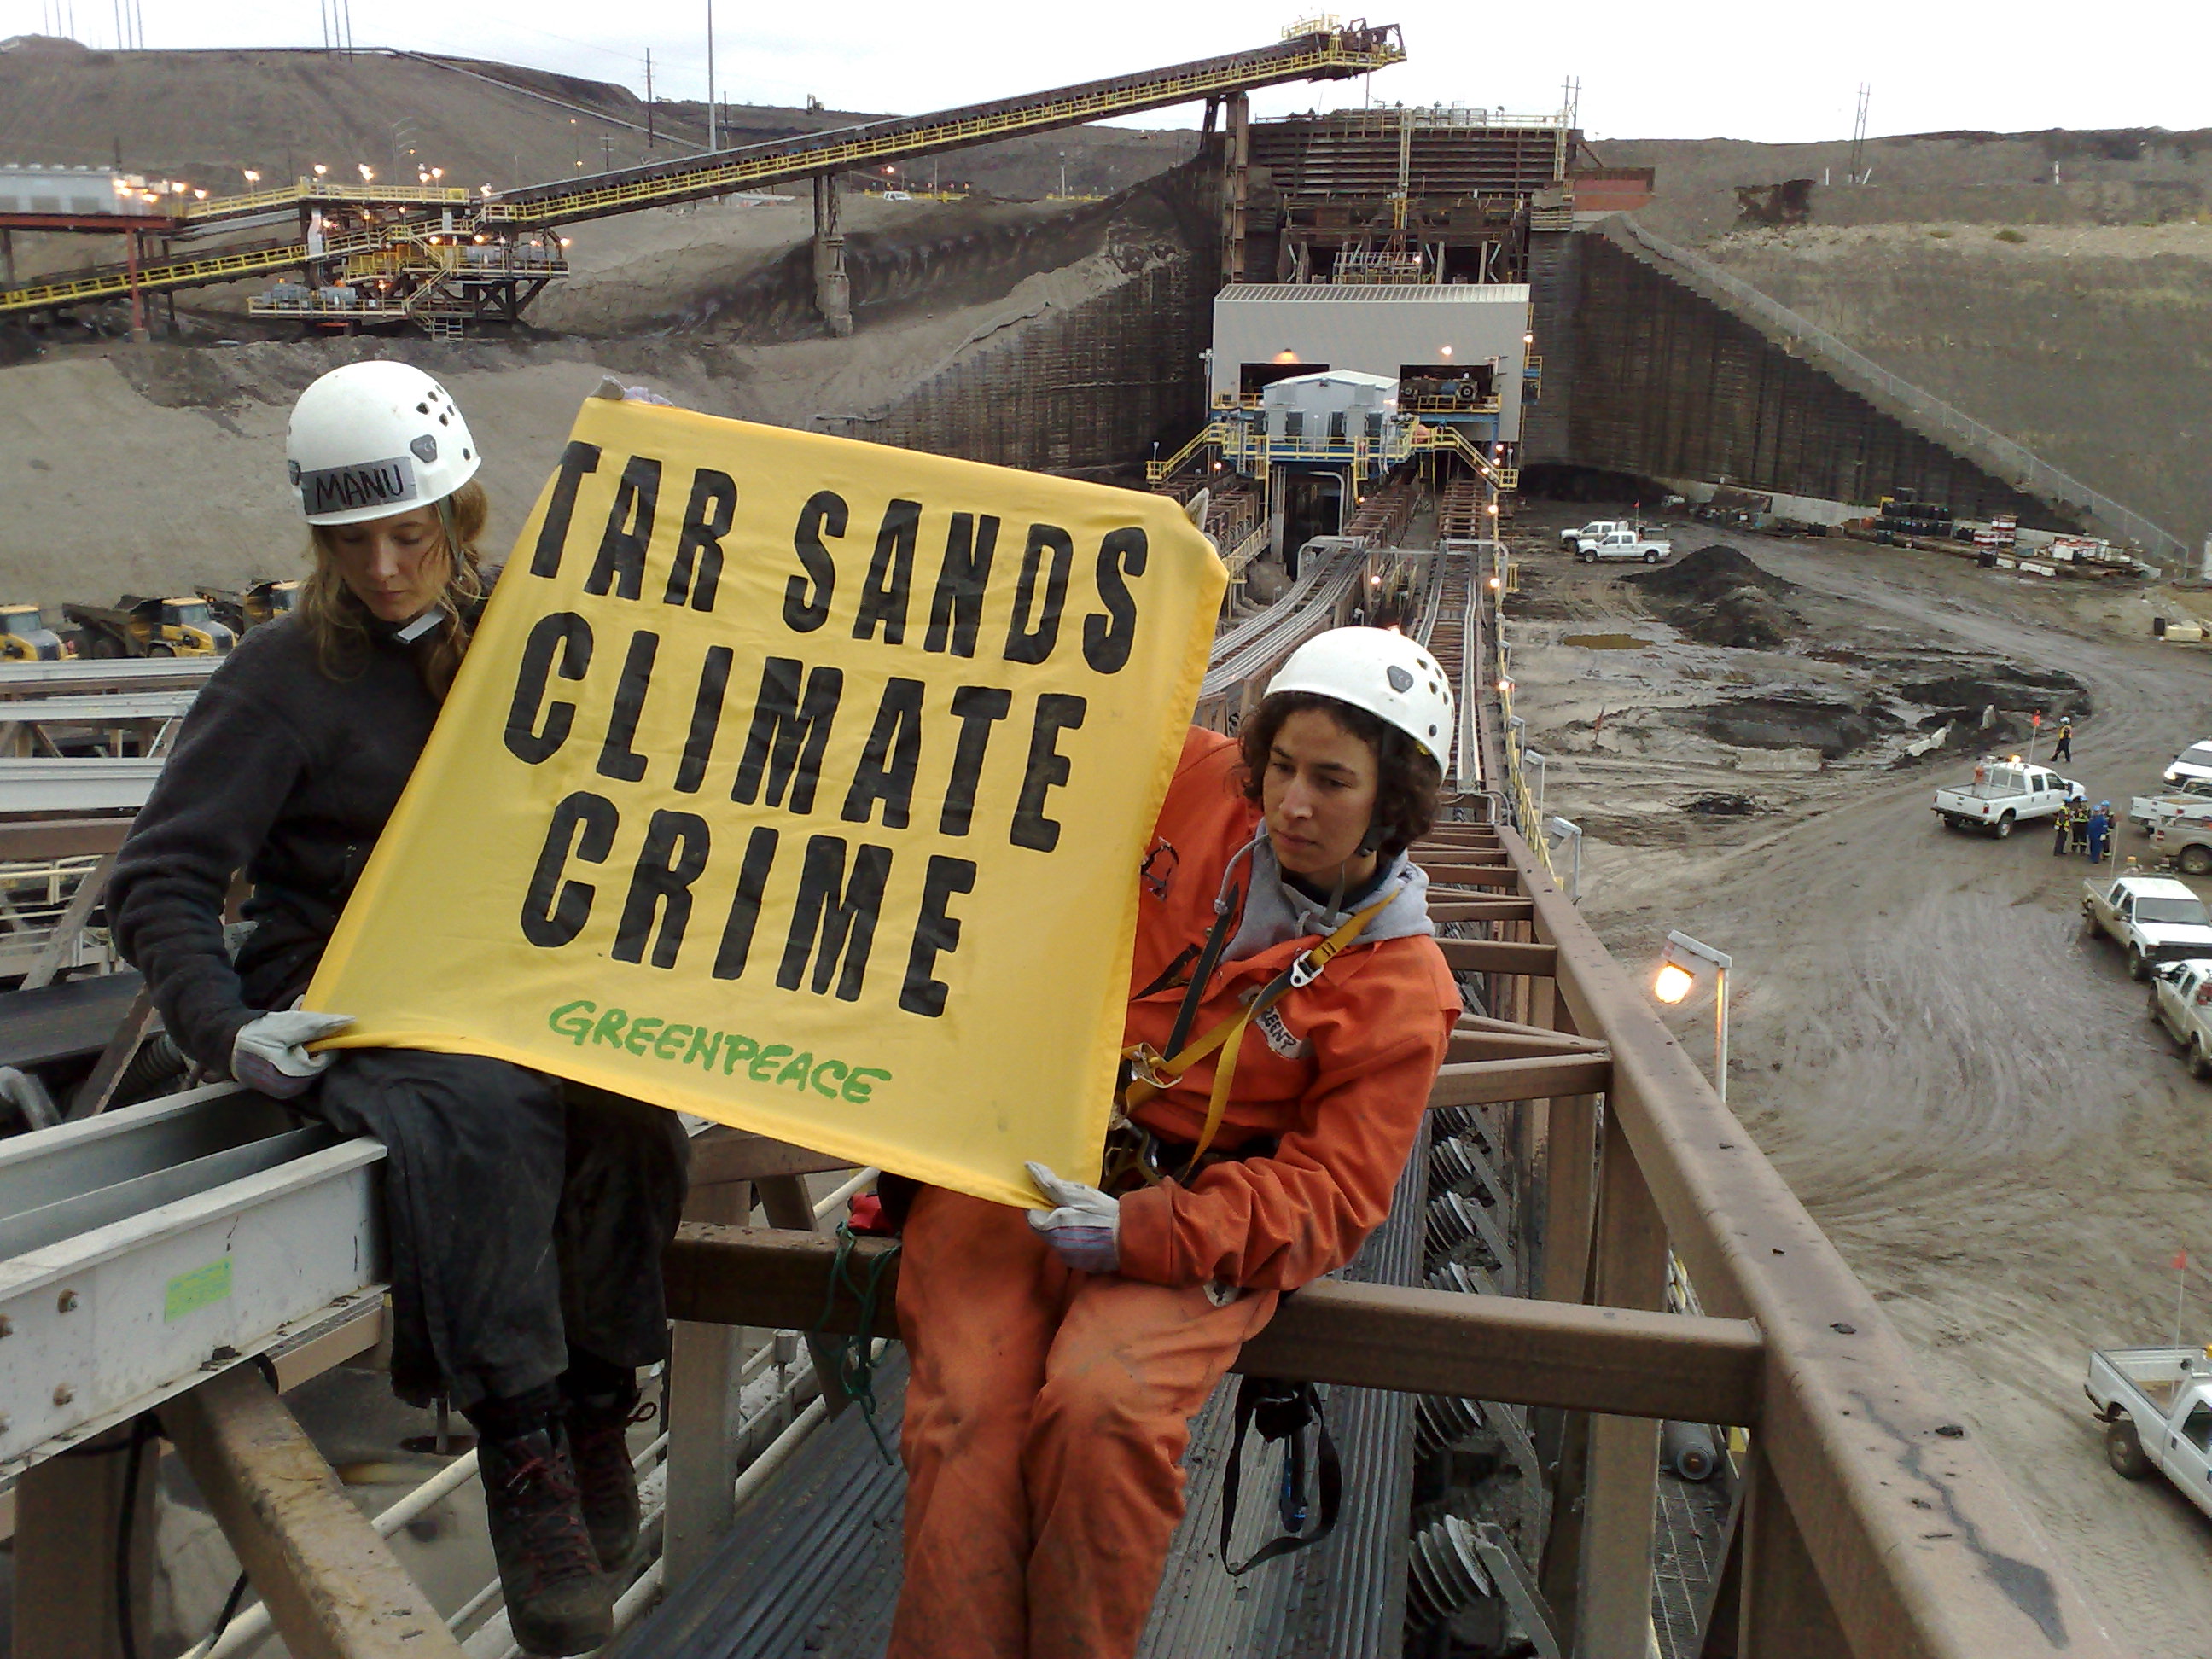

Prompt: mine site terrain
[
  {"left": 3, "top": 28, "right": 2209, "bottom": 1659},
  {"left": 1510, "top": 518, "right": 2212, "bottom": 1653}
]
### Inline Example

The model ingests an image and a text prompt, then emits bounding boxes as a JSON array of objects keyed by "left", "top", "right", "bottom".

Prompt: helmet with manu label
[
  {"left": 286, "top": 361, "right": 481, "bottom": 526},
  {"left": 1266, "top": 626, "right": 1454, "bottom": 772}
]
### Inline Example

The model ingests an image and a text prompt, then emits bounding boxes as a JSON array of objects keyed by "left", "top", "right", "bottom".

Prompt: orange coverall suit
[{"left": 891, "top": 727, "right": 1461, "bottom": 1659}]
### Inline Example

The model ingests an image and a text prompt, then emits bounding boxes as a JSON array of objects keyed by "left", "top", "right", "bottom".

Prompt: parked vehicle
[
  {"left": 1558, "top": 519, "right": 1628, "bottom": 549},
  {"left": 1575, "top": 529, "right": 1674, "bottom": 565},
  {"left": 2083, "top": 874, "right": 2212, "bottom": 979},
  {"left": 2153, "top": 812, "right": 2212, "bottom": 877},
  {"left": 2145, "top": 958, "right": 2212, "bottom": 1076},
  {"left": 2128, "top": 777, "right": 2212, "bottom": 833},
  {"left": 2085, "top": 1347, "right": 2212, "bottom": 1520},
  {"left": 1930, "top": 760, "right": 2075, "bottom": 836},
  {"left": 63, "top": 596, "right": 236, "bottom": 660},
  {"left": 2163, "top": 740, "right": 2212, "bottom": 789},
  {"left": 0, "top": 604, "right": 70, "bottom": 661},
  {"left": 197, "top": 579, "right": 300, "bottom": 635}
]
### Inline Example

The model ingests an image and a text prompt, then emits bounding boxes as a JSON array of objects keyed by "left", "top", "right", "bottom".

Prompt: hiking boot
[
  {"left": 477, "top": 1424, "right": 611, "bottom": 1656},
  {"left": 565, "top": 1401, "right": 643, "bottom": 1573}
]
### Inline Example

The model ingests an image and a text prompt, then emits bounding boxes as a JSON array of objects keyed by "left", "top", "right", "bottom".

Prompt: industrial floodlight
[
  {"left": 1653, "top": 930, "right": 1732, "bottom": 1101},
  {"left": 1545, "top": 815, "right": 1583, "bottom": 904}
]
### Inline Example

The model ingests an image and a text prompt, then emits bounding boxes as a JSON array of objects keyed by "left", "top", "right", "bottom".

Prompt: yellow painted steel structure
[
  {"left": 483, "top": 29, "right": 1404, "bottom": 228},
  {"left": 0, "top": 24, "right": 1403, "bottom": 319}
]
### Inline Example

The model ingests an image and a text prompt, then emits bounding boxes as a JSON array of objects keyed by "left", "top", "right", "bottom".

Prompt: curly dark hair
[{"left": 1237, "top": 690, "right": 1442, "bottom": 862}]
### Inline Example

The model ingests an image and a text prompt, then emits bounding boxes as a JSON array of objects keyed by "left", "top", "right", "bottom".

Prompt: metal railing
[{"left": 1610, "top": 218, "right": 2187, "bottom": 564}]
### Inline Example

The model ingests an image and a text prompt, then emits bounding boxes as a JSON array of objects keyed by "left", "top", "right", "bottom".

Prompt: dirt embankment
[{"left": 1697, "top": 224, "right": 2212, "bottom": 550}]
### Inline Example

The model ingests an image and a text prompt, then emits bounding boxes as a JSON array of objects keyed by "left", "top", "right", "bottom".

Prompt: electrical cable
[
  {"left": 114, "top": 1417, "right": 155, "bottom": 1659},
  {"left": 205, "top": 1574, "right": 251, "bottom": 1649}
]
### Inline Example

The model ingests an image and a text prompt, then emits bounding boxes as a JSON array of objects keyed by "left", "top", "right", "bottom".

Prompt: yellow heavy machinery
[
  {"left": 64, "top": 595, "right": 236, "bottom": 659},
  {"left": 198, "top": 579, "right": 301, "bottom": 634},
  {"left": 0, "top": 605, "right": 72, "bottom": 661}
]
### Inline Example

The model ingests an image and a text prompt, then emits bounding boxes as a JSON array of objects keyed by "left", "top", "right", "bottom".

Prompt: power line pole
[
  {"left": 706, "top": 2, "right": 718, "bottom": 154},
  {"left": 645, "top": 49, "right": 655, "bottom": 150},
  {"left": 1848, "top": 84, "right": 1871, "bottom": 184}
]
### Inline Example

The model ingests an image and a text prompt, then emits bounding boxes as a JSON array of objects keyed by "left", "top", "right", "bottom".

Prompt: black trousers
[{"left": 309, "top": 1050, "right": 690, "bottom": 1412}]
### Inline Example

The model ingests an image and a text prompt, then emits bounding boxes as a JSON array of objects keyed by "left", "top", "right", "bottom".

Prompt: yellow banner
[{"left": 308, "top": 398, "right": 1224, "bottom": 1207}]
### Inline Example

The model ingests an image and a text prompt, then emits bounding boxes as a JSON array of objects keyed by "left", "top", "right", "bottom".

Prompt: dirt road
[{"left": 1514, "top": 518, "right": 2212, "bottom": 1653}]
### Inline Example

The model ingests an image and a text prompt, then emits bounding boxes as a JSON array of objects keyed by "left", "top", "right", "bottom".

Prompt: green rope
[{"left": 811, "top": 1220, "right": 902, "bottom": 1465}]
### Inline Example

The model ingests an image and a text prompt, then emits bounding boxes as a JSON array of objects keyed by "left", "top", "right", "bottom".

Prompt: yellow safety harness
[{"left": 1118, "top": 891, "right": 1394, "bottom": 1178}]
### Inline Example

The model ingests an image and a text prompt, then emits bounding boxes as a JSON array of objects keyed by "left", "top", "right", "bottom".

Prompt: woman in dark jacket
[{"left": 108, "top": 361, "right": 685, "bottom": 1657}]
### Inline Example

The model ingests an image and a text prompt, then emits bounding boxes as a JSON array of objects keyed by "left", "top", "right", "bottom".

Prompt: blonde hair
[{"left": 298, "top": 480, "right": 489, "bottom": 700}]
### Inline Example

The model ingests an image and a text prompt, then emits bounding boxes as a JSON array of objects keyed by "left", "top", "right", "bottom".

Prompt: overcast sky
[{"left": 22, "top": 1, "right": 2207, "bottom": 144}]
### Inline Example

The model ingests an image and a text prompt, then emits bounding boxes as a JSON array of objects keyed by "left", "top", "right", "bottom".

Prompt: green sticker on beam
[{"left": 164, "top": 1258, "right": 232, "bottom": 1322}]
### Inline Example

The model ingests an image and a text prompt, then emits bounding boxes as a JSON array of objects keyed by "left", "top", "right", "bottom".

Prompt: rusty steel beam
[
  {"left": 1493, "top": 825, "right": 2119, "bottom": 1659},
  {"left": 1429, "top": 1055, "right": 1611, "bottom": 1108},
  {"left": 162, "top": 1366, "right": 466, "bottom": 1659},
  {"left": 1421, "top": 862, "right": 1522, "bottom": 890},
  {"left": 661, "top": 1225, "right": 1763, "bottom": 1424},
  {"left": 1428, "top": 899, "right": 1535, "bottom": 923},
  {"left": 1435, "top": 936, "right": 1558, "bottom": 975},
  {"left": 1447, "top": 1027, "right": 1607, "bottom": 1063},
  {"left": 687, "top": 1124, "right": 858, "bottom": 1187},
  {"left": 0, "top": 817, "right": 131, "bottom": 859}
]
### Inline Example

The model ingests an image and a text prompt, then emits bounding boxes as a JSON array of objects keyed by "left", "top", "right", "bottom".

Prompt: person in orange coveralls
[{"left": 889, "top": 627, "right": 1464, "bottom": 1659}]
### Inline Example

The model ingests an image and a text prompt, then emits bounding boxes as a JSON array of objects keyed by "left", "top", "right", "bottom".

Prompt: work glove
[
  {"left": 231, "top": 1010, "right": 355, "bottom": 1100},
  {"left": 1025, "top": 1161, "right": 1121, "bottom": 1275}
]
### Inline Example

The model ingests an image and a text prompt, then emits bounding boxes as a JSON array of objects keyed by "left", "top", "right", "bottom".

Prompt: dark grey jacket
[{"left": 109, "top": 613, "right": 447, "bottom": 1073}]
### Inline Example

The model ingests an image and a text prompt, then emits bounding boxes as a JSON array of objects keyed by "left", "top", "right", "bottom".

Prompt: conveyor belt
[{"left": 0, "top": 25, "right": 1403, "bottom": 316}]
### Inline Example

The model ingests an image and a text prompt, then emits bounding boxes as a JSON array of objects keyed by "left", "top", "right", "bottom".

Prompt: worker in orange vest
[{"left": 888, "top": 628, "right": 1463, "bottom": 1659}]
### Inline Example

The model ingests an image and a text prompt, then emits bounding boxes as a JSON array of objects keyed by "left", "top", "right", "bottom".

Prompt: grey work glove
[
  {"left": 1025, "top": 1161, "right": 1121, "bottom": 1274},
  {"left": 231, "top": 1010, "right": 354, "bottom": 1099}
]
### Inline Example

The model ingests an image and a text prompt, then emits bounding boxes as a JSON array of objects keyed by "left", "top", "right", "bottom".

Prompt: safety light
[
  {"left": 242, "top": 169, "right": 260, "bottom": 183},
  {"left": 358, "top": 165, "right": 375, "bottom": 182},
  {"left": 1487, "top": 504, "right": 1499, "bottom": 515},
  {"left": 1487, "top": 575, "right": 1501, "bottom": 590},
  {"left": 1439, "top": 345, "right": 1452, "bottom": 357},
  {"left": 1497, "top": 677, "right": 1513, "bottom": 694},
  {"left": 313, "top": 164, "right": 329, "bottom": 176},
  {"left": 1652, "top": 931, "right": 1732, "bottom": 1101}
]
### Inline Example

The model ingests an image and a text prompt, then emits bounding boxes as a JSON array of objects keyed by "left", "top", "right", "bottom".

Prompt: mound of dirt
[
  {"left": 1627, "top": 544, "right": 1799, "bottom": 606},
  {"left": 1627, "top": 544, "right": 1806, "bottom": 647}
]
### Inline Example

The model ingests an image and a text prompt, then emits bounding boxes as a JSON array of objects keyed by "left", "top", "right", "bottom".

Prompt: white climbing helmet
[
  {"left": 285, "top": 361, "right": 482, "bottom": 526},
  {"left": 1265, "top": 626, "right": 1455, "bottom": 772}
]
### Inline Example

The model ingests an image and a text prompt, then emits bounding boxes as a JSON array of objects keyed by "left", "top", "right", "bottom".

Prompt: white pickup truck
[
  {"left": 2082, "top": 873, "right": 2212, "bottom": 979},
  {"left": 1558, "top": 519, "right": 1627, "bottom": 549},
  {"left": 1930, "top": 760, "right": 2075, "bottom": 837},
  {"left": 2163, "top": 740, "right": 2212, "bottom": 789},
  {"left": 2145, "top": 959, "right": 2212, "bottom": 1076},
  {"left": 2152, "top": 812, "right": 2212, "bottom": 876},
  {"left": 1575, "top": 528, "right": 1674, "bottom": 565},
  {"left": 2131, "top": 776, "right": 2212, "bottom": 833},
  {"left": 2086, "top": 1346, "right": 2212, "bottom": 1520}
]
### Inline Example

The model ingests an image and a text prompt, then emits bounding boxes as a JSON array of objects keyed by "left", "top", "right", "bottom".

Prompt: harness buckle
[
  {"left": 1121, "top": 1043, "right": 1179, "bottom": 1091},
  {"left": 1287, "top": 950, "right": 1322, "bottom": 990}
]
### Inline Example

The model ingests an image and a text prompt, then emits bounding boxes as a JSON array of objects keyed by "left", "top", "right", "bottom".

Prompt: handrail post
[
  {"left": 1735, "top": 1440, "right": 1850, "bottom": 1657},
  {"left": 1575, "top": 1107, "right": 1668, "bottom": 1657}
]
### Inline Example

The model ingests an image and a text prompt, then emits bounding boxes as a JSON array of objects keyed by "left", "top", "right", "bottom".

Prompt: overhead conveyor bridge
[{"left": 0, "top": 23, "right": 1406, "bottom": 321}]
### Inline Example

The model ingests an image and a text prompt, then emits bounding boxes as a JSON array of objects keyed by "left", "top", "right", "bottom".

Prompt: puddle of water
[{"left": 1560, "top": 632, "right": 1654, "bottom": 650}]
